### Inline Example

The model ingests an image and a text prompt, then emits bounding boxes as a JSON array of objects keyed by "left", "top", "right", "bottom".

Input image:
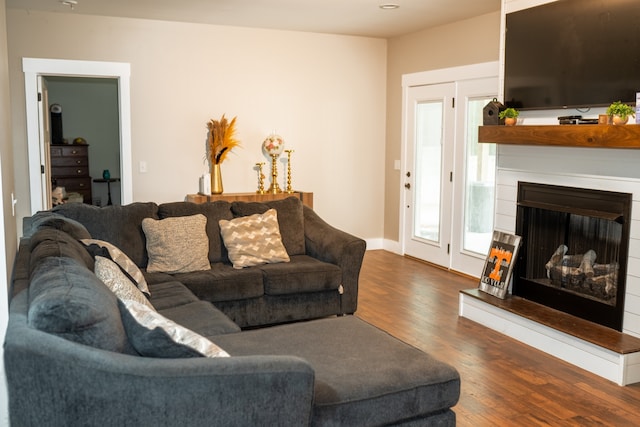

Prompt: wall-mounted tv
[{"left": 504, "top": 0, "right": 640, "bottom": 111}]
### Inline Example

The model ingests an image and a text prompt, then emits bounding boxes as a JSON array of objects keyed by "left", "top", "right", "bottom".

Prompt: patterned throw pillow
[
  {"left": 119, "top": 299, "right": 230, "bottom": 358},
  {"left": 81, "top": 238, "right": 150, "bottom": 297},
  {"left": 142, "top": 214, "right": 211, "bottom": 274},
  {"left": 94, "top": 256, "right": 155, "bottom": 311},
  {"left": 219, "top": 208, "right": 290, "bottom": 269}
]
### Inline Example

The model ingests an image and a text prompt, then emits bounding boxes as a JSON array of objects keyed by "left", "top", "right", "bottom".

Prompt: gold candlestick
[
  {"left": 255, "top": 162, "right": 265, "bottom": 194},
  {"left": 284, "top": 149, "right": 295, "bottom": 193},
  {"left": 267, "top": 154, "right": 282, "bottom": 194}
]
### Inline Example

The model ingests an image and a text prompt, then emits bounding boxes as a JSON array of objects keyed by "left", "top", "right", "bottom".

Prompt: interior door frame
[
  {"left": 23, "top": 58, "right": 133, "bottom": 213},
  {"left": 400, "top": 61, "right": 499, "bottom": 261}
]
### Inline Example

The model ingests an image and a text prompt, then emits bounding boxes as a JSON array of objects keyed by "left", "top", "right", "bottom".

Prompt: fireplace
[{"left": 514, "top": 182, "right": 632, "bottom": 331}]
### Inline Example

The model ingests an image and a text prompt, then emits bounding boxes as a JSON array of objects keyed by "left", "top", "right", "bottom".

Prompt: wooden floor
[{"left": 355, "top": 250, "right": 640, "bottom": 426}]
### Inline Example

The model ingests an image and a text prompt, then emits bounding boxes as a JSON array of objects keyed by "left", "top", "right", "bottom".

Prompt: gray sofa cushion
[
  {"left": 29, "top": 228, "right": 95, "bottom": 274},
  {"left": 28, "top": 257, "right": 131, "bottom": 353},
  {"left": 259, "top": 255, "right": 342, "bottom": 295},
  {"left": 158, "top": 300, "right": 241, "bottom": 338},
  {"left": 53, "top": 202, "right": 159, "bottom": 267},
  {"left": 215, "top": 316, "right": 460, "bottom": 426},
  {"left": 231, "top": 197, "right": 306, "bottom": 256},
  {"left": 173, "top": 263, "right": 264, "bottom": 302},
  {"left": 158, "top": 201, "right": 233, "bottom": 263},
  {"left": 148, "top": 280, "right": 200, "bottom": 310}
]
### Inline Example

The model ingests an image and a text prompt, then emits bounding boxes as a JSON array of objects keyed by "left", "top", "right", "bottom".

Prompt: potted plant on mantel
[
  {"left": 499, "top": 107, "right": 519, "bottom": 126},
  {"left": 606, "top": 101, "right": 635, "bottom": 125}
]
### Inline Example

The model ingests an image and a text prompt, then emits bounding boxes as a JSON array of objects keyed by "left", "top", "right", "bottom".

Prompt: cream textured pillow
[
  {"left": 219, "top": 208, "right": 290, "bottom": 269},
  {"left": 142, "top": 214, "right": 211, "bottom": 274},
  {"left": 94, "top": 256, "right": 155, "bottom": 311}
]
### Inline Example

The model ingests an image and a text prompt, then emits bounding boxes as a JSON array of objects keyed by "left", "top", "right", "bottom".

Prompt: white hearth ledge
[{"left": 459, "top": 291, "right": 640, "bottom": 386}]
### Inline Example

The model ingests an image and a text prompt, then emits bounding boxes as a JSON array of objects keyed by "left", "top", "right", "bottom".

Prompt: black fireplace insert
[{"left": 514, "top": 182, "right": 631, "bottom": 331}]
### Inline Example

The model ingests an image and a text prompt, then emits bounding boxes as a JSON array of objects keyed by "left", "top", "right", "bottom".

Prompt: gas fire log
[
  {"left": 545, "top": 244, "right": 568, "bottom": 278},
  {"left": 577, "top": 249, "right": 596, "bottom": 277}
]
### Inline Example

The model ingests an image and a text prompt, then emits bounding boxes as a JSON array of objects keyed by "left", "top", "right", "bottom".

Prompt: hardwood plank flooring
[{"left": 355, "top": 250, "right": 640, "bottom": 426}]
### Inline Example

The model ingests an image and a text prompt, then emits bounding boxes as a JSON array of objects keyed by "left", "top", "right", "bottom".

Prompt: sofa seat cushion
[
  {"left": 158, "top": 201, "right": 233, "bottom": 263},
  {"left": 258, "top": 255, "right": 342, "bottom": 295},
  {"left": 172, "top": 263, "right": 264, "bottom": 302},
  {"left": 27, "top": 257, "right": 131, "bottom": 354},
  {"left": 214, "top": 316, "right": 460, "bottom": 426},
  {"left": 157, "top": 300, "right": 241, "bottom": 337},
  {"left": 147, "top": 281, "right": 200, "bottom": 310},
  {"left": 53, "top": 202, "right": 159, "bottom": 267}
]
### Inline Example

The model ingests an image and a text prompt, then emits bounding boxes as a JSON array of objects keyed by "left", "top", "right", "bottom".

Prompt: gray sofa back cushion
[
  {"left": 157, "top": 201, "right": 233, "bottom": 263},
  {"left": 28, "top": 256, "right": 132, "bottom": 353},
  {"left": 28, "top": 228, "right": 95, "bottom": 274},
  {"left": 230, "top": 197, "right": 306, "bottom": 256},
  {"left": 53, "top": 202, "right": 159, "bottom": 267},
  {"left": 24, "top": 211, "right": 91, "bottom": 240}
]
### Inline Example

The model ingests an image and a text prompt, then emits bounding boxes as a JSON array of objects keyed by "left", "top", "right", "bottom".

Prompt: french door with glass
[{"left": 403, "top": 76, "right": 497, "bottom": 276}]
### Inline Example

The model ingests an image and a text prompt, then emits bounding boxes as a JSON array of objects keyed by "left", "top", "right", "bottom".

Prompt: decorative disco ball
[{"left": 262, "top": 134, "right": 285, "bottom": 156}]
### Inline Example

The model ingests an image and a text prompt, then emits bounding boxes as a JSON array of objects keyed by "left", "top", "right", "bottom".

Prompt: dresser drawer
[
  {"left": 51, "top": 166, "right": 90, "bottom": 177},
  {"left": 52, "top": 177, "right": 92, "bottom": 192},
  {"left": 50, "top": 156, "right": 88, "bottom": 167},
  {"left": 50, "top": 145, "right": 88, "bottom": 158}
]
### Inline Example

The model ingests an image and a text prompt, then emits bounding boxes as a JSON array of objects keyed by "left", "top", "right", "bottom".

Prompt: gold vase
[{"left": 211, "top": 163, "right": 223, "bottom": 194}]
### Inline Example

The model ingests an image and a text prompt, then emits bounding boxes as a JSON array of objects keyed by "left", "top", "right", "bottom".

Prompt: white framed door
[
  {"left": 402, "top": 82, "right": 455, "bottom": 267},
  {"left": 401, "top": 62, "right": 498, "bottom": 275},
  {"left": 23, "top": 58, "right": 133, "bottom": 214}
]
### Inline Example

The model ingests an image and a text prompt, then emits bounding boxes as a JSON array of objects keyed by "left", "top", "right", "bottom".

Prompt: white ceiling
[{"left": 6, "top": 0, "right": 501, "bottom": 38}]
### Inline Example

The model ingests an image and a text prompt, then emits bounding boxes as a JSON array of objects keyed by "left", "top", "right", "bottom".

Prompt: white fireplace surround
[{"left": 460, "top": 141, "right": 640, "bottom": 385}]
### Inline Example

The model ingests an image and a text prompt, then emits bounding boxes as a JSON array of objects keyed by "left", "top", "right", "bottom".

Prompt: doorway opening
[
  {"left": 46, "top": 76, "right": 121, "bottom": 207},
  {"left": 23, "top": 58, "right": 133, "bottom": 214}
]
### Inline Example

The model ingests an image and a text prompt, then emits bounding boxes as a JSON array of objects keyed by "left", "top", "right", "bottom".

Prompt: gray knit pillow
[{"left": 142, "top": 214, "right": 211, "bottom": 273}]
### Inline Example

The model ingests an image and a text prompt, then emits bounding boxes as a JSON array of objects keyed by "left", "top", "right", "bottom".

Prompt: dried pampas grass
[{"left": 207, "top": 114, "right": 240, "bottom": 164}]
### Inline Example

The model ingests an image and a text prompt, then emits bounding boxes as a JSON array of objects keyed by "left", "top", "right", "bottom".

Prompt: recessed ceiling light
[
  {"left": 379, "top": 3, "right": 400, "bottom": 10},
  {"left": 60, "top": 0, "right": 78, "bottom": 9}
]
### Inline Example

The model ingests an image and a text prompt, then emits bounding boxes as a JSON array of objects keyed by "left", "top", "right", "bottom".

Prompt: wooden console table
[{"left": 186, "top": 191, "right": 313, "bottom": 208}]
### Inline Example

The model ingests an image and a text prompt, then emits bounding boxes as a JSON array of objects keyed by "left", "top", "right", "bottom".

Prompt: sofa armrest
[
  {"left": 5, "top": 294, "right": 315, "bottom": 427},
  {"left": 303, "top": 206, "right": 366, "bottom": 314}
]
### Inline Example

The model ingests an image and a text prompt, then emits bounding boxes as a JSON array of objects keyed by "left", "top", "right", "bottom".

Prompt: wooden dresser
[{"left": 50, "top": 144, "right": 92, "bottom": 204}]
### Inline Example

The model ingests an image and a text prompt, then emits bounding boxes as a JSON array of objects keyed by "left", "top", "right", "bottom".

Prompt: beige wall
[
  {"left": 6, "top": 10, "right": 387, "bottom": 240},
  {"left": 1, "top": 0, "right": 16, "bottom": 420},
  {"left": 383, "top": 12, "right": 501, "bottom": 244}
]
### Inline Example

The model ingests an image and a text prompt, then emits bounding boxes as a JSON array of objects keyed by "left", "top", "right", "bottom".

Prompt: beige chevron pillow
[{"left": 219, "top": 208, "right": 290, "bottom": 269}]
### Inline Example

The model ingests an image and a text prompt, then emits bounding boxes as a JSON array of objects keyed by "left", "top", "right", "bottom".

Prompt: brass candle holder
[
  {"left": 284, "top": 149, "right": 295, "bottom": 193},
  {"left": 267, "top": 154, "right": 282, "bottom": 194},
  {"left": 255, "top": 162, "right": 265, "bottom": 194}
]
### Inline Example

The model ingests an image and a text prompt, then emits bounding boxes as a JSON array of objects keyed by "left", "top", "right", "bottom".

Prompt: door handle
[{"left": 404, "top": 183, "right": 411, "bottom": 189}]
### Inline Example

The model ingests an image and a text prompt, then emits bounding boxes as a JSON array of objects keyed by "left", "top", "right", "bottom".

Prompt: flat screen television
[{"left": 504, "top": 0, "right": 640, "bottom": 110}]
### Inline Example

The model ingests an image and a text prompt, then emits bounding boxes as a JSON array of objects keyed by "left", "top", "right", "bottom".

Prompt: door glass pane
[
  {"left": 463, "top": 97, "right": 496, "bottom": 254},
  {"left": 414, "top": 101, "right": 443, "bottom": 243}
]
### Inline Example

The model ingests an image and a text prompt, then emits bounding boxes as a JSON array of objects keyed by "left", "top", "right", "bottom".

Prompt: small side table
[{"left": 93, "top": 178, "right": 120, "bottom": 206}]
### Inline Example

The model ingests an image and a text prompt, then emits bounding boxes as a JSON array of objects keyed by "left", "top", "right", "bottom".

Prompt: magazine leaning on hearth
[{"left": 479, "top": 231, "right": 522, "bottom": 299}]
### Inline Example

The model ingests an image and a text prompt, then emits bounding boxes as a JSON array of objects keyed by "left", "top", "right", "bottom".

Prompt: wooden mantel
[{"left": 478, "top": 124, "right": 640, "bottom": 148}]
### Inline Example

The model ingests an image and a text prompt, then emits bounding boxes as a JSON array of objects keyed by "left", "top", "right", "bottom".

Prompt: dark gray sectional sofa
[{"left": 3, "top": 197, "right": 461, "bottom": 426}]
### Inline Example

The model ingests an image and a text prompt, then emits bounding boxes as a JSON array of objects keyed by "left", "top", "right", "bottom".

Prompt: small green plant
[
  {"left": 606, "top": 101, "right": 635, "bottom": 119},
  {"left": 498, "top": 108, "right": 519, "bottom": 119}
]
